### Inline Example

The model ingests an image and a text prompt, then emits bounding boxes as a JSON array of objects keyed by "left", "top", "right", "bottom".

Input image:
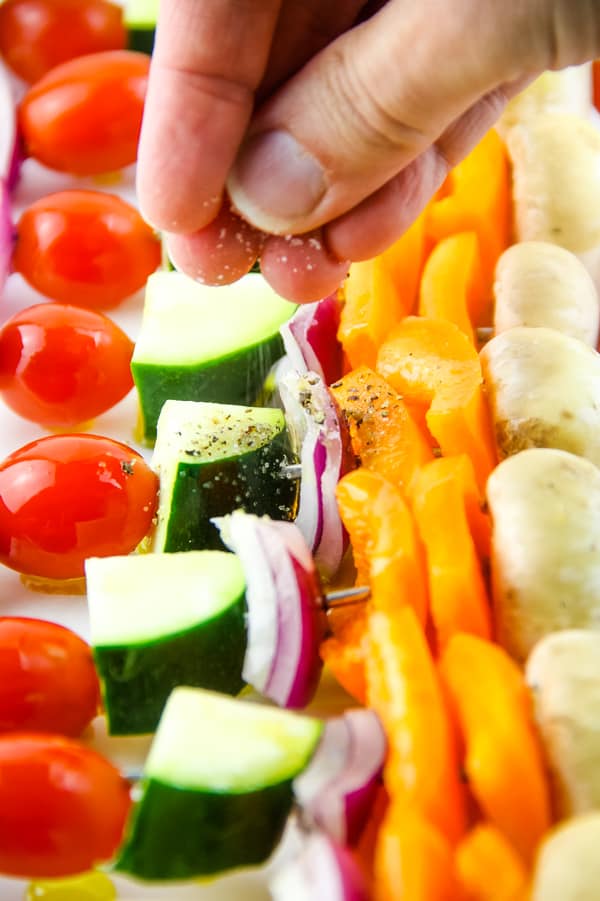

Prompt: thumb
[{"left": 227, "top": 0, "right": 598, "bottom": 235}]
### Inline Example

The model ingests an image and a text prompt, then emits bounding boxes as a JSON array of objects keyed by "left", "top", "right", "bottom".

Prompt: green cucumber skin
[
  {"left": 160, "top": 432, "right": 298, "bottom": 553},
  {"left": 132, "top": 333, "right": 285, "bottom": 444},
  {"left": 94, "top": 596, "right": 247, "bottom": 735},
  {"left": 117, "top": 777, "right": 293, "bottom": 879},
  {"left": 127, "top": 28, "right": 155, "bottom": 54}
]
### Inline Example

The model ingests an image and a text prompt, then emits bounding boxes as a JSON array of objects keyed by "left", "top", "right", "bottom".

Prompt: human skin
[{"left": 137, "top": 0, "right": 600, "bottom": 302}]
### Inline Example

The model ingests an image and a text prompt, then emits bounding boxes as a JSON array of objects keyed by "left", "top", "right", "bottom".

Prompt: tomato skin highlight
[
  {"left": 18, "top": 50, "right": 149, "bottom": 174},
  {"left": 13, "top": 191, "right": 161, "bottom": 308},
  {"left": 0, "top": 617, "right": 99, "bottom": 736},
  {"left": 0, "top": 303, "right": 134, "bottom": 427},
  {"left": 0, "top": 733, "right": 131, "bottom": 878},
  {"left": 0, "top": 0, "right": 126, "bottom": 84},
  {"left": 0, "top": 434, "right": 159, "bottom": 579}
]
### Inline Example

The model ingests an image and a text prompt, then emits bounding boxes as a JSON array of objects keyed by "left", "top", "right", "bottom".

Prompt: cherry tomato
[
  {"left": 0, "top": 0, "right": 126, "bottom": 84},
  {"left": 0, "top": 434, "right": 159, "bottom": 580},
  {"left": 0, "top": 617, "right": 99, "bottom": 736},
  {"left": 594, "top": 60, "right": 600, "bottom": 113},
  {"left": 18, "top": 50, "right": 149, "bottom": 175},
  {"left": 0, "top": 733, "right": 131, "bottom": 878},
  {"left": 0, "top": 303, "right": 135, "bottom": 427},
  {"left": 13, "top": 191, "right": 161, "bottom": 309}
]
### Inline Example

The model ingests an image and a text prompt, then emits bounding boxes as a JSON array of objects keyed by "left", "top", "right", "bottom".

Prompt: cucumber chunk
[
  {"left": 132, "top": 272, "right": 296, "bottom": 443},
  {"left": 124, "top": 0, "right": 157, "bottom": 53},
  {"left": 150, "top": 400, "right": 298, "bottom": 553},
  {"left": 86, "top": 552, "right": 247, "bottom": 734},
  {"left": 116, "top": 687, "right": 323, "bottom": 879}
]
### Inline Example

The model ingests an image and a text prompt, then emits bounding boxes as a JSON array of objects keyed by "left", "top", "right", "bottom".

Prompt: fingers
[
  {"left": 259, "top": 231, "right": 349, "bottom": 303},
  {"left": 259, "top": 0, "right": 365, "bottom": 100},
  {"left": 166, "top": 203, "right": 264, "bottom": 285},
  {"left": 137, "top": 0, "right": 281, "bottom": 233},
  {"left": 225, "top": 0, "right": 571, "bottom": 236},
  {"left": 326, "top": 83, "right": 512, "bottom": 261}
]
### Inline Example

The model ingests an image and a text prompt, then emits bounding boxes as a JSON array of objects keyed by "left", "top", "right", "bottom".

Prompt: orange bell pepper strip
[
  {"left": 426, "top": 127, "right": 510, "bottom": 316},
  {"left": 418, "top": 231, "right": 485, "bottom": 344},
  {"left": 444, "top": 454, "right": 492, "bottom": 561},
  {"left": 338, "top": 213, "right": 427, "bottom": 369},
  {"left": 380, "top": 208, "right": 428, "bottom": 317},
  {"left": 376, "top": 317, "right": 496, "bottom": 490},
  {"left": 367, "top": 607, "right": 467, "bottom": 844},
  {"left": 439, "top": 634, "right": 552, "bottom": 864},
  {"left": 320, "top": 607, "right": 369, "bottom": 704},
  {"left": 336, "top": 468, "right": 428, "bottom": 625},
  {"left": 409, "top": 457, "right": 492, "bottom": 646},
  {"left": 374, "top": 804, "right": 462, "bottom": 901},
  {"left": 455, "top": 824, "right": 530, "bottom": 901},
  {"left": 330, "top": 366, "right": 434, "bottom": 491},
  {"left": 339, "top": 258, "right": 400, "bottom": 370}
]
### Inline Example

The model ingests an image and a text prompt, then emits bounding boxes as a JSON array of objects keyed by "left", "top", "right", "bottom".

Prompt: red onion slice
[
  {"left": 280, "top": 292, "right": 344, "bottom": 385},
  {"left": 269, "top": 830, "right": 369, "bottom": 901},
  {"left": 215, "top": 511, "right": 326, "bottom": 709},
  {"left": 293, "top": 708, "right": 386, "bottom": 846},
  {"left": 0, "top": 179, "right": 14, "bottom": 296},
  {"left": 0, "top": 65, "right": 22, "bottom": 189},
  {"left": 280, "top": 371, "right": 353, "bottom": 579}
]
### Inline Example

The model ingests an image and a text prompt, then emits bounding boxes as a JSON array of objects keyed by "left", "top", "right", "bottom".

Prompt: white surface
[{"left": 0, "top": 146, "right": 350, "bottom": 899}]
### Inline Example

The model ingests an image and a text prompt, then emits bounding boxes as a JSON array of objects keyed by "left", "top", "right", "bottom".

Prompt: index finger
[{"left": 137, "top": 0, "right": 282, "bottom": 232}]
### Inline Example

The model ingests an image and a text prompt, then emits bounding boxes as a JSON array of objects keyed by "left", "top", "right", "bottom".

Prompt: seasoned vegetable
[
  {"left": 86, "top": 551, "right": 247, "bottom": 734},
  {"left": 18, "top": 50, "right": 149, "bottom": 175},
  {"left": 116, "top": 687, "right": 323, "bottom": 880},
  {"left": 481, "top": 326, "right": 600, "bottom": 463},
  {"left": 279, "top": 371, "right": 352, "bottom": 578},
  {"left": 439, "top": 633, "right": 551, "bottom": 863},
  {"left": 293, "top": 708, "right": 386, "bottom": 845},
  {"left": 269, "top": 831, "right": 369, "bottom": 901},
  {"left": 0, "top": 734, "right": 131, "bottom": 878},
  {"left": 507, "top": 113, "right": 600, "bottom": 254},
  {"left": 498, "top": 65, "right": 593, "bottom": 136},
  {"left": 531, "top": 814, "right": 600, "bottom": 901},
  {"left": 0, "top": 434, "right": 158, "bottom": 580},
  {"left": 150, "top": 400, "right": 298, "bottom": 553},
  {"left": 0, "top": 303, "right": 134, "bottom": 427},
  {"left": 493, "top": 241, "right": 599, "bottom": 344},
  {"left": 132, "top": 271, "right": 295, "bottom": 442},
  {"left": 0, "top": 617, "right": 99, "bottom": 736},
  {"left": 216, "top": 512, "right": 325, "bottom": 710},
  {"left": 487, "top": 448, "right": 600, "bottom": 661},
  {"left": 13, "top": 191, "right": 161, "bottom": 309},
  {"left": 526, "top": 630, "right": 600, "bottom": 817},
  {"left": 0, "top": 0, "right": 126, "bottom": 83},
  {"left": 123, "top": 0, "right": 157, "bottom": 53}
]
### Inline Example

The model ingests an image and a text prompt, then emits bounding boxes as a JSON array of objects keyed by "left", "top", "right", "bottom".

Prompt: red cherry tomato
[
  {"left": 0, "top": 303, "right": 135, "bottom": 427},
  {"left": 0, "top": 0, "right": 126, "bottom": 84},
  {"left": 0, "top": 617, "right": 99, "bottom": 736},
  {"left": 0, "top": 733, "right": 131, "bottom": 878},
  {"left": 0, "top": 434, "right": 159, "bottom": 580},
  {"left": 594, "top": 60, "right": 600, "bottom": 113},
  {"left": 13, "top": 191, "right": 161, "bottom": 308},
  {"left": 18, "top": 50, "right": 149, "bottom": 174}
]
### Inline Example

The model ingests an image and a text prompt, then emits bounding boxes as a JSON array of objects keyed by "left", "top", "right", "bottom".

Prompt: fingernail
[{"left": 228, "top": 130, "right": 327, "bottom": 230}]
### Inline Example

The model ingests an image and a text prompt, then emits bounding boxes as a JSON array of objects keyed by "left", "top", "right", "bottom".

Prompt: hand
[{"left": 137, "top": 1, "right": 600, "bottom": 302}]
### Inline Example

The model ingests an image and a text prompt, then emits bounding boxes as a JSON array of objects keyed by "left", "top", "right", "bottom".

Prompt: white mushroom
[
  {"left": 507, "top": 114, "right": 600, "bottom": 256},
  {"left": 531, "top": 814, "right": 600, "bottom": 901},
  {"left": 493, "top": 242, "right": 599, "bottom": 345},
  {"left": 481, "top": 326, "right": 600, "bottom": 463},
  {"left": 487, "top": 448, "right": 600, "bottom": 662},
  {"left": 526, "top": 630, "right": 600, "bottom": 817},
  {"left": 497, "top": 64, "right": 593, "bottom": 138}
]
